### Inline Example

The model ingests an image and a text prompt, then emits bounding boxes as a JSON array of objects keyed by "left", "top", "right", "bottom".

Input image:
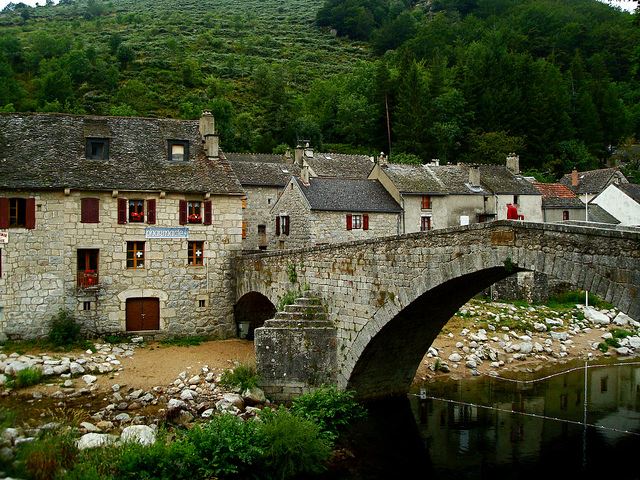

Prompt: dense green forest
[{"left": 1, "top": 0, "right": 639, "bottom": 180}]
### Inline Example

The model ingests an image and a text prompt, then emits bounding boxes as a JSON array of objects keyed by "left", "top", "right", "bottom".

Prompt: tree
[
  {"left": 464, "top": 131, "right": 525, "bottom": 165},
  {"left": 393, "top": 59, "right": 429, "bottom": 158}
]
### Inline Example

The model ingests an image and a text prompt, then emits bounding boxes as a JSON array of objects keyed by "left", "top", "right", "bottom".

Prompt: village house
[
  {"left": 270, "top": 166, "right": 401, "bottom": 249},
  {"left": 369, "top": 154, "right": 542, "bottom": 233},
  {"left": 531, "top": 182, "right": 586, "bottom": 222},
  {"left": 0, "top": 112, "right": 244, "bottom": 340},
  {"left": 590, "top": 182, "right": 640, "bottom": 226},
  {"left": 227, "top": 142, "right": 375, "bottom": 251},
  {"left": 560, "top": 167, "right": 628, "bottom": 203}
]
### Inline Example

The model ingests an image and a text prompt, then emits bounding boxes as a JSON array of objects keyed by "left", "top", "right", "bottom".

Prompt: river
[{"left": 328, "top": 359, "right": 640, "bottom": 479}]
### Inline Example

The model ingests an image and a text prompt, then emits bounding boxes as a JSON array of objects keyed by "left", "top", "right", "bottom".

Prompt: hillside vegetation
[{"left": 1, "top": 0, "right": 639, "bottom": 180}]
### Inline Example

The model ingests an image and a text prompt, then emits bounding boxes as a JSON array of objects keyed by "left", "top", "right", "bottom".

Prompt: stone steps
[
  {"left": 262, "top": 295, "right": 331, "bottom": 329},
  {"left": 273, "top": 311, "right": 327, "bottom": 321}
]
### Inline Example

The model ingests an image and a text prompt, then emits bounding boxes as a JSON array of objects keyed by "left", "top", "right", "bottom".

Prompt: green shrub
[
  {"left": 7, "top": 367, "right": 44, "bottom": 389},
  {"left": 219, "top": 363, "right": 258, "bottom": 391},
  {"left": 104, "top": 334, "right": 130, "bottom": 344},
  {"left": 611, "top": 328, "right": 632, "bottom": 339},
  {"left": 48, "top": 309, "right": 82, "bottom": 347},
  {"left": 291, "top": 386, "right": 366, "bottom": 437},
  {"left": 605, "top": 337, "right": 621, "bottom": 348},
  {"left": 160, "top": 335, "right": 206, "bottom": 347},
  {"left": 13, "top": 429, "right": 78, "bottom": 480},
  {"left": 598, "top": 342, "right": 608, "bottom": 353},
  {"left": 277, "top": 289, "right": 300, "bottom": 311},
  {"left": 257, "top": 407, "right": 332, "bottom": 479},
  {"left": 185, "top": 414, "right": 262, "bottom": 478}
]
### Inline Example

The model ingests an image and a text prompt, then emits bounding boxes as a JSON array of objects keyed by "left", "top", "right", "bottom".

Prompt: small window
[
  {"left": 267, "top": 198, "right": 272, "bottom": 205},
  {"left": 242, "top": 221, "right": 248, "bottom": 239},
  {"left": 198, "top": 299, "right": 206, "bottom": 308},
  {"left": 83, "top": 301, "right": 92, "bottom": 311},
  {"left": 187, "top": 201, "right": 202, "bottom": 224},
  {"left": 188, "top": 241, "right": 204, "bottom": 266},
  {"left": 9, "top": 198, "right": 27, "bottom": 228},
  {"left": 258, "top": 225, "right": 266, "bottom": 235},
  {"left": 78, "top": 249, "right": 99, "bottom": 287},
  {"left": 126, "top": 241, "right": 145, "bottom": 269},
  {"left": 562, "top": 210, "right": 569, "bottom": 221},
  {"left": 352, "top": 214, "right": 362, "bottom": 229},
  {"left": 513, "top": 195, "right": 519, "bottom": 205},
  {"left": 421, "top": 195, "right": 431, "bottom": 210},
  {"left": 128, "top": 199, "right": 145, "bottom": 223},
  {"left": 420, "top": 216, "right": 431, "bottom": 231},
  {"left": 168, "top": 140, "right": 189, "bottom": 162},
  {"left": 86, "top": 138, "right": 109, "bottom": 160}
]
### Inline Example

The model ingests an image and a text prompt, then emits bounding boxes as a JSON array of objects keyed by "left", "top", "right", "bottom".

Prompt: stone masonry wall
[
  {"left": 311, "top": 210, "right": 399, "bottom": 245},
  {"left": 237, "top": 221, "right": 640, "bottom": 398},
  {"left": 241, "top": 186, "right": 281, "bottom": 251},
  {"left": 269, "top": 180, "right": 311, "bottom": 250},
  {"left": 0, "top": 190, "right": 242, "bottom": 339}
]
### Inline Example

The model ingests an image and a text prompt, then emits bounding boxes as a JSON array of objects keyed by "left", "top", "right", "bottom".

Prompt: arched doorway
[{"left": 234, "top": 292, "right": 276, "bottom": 340}]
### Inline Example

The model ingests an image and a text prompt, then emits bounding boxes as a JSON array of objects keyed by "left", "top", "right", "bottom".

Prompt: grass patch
[
  {"left": 6, "top": 367, "right": 44, "bottom": 389},
  {"left": 546, "top": 291, "right": 614, "bottom": 310},
  {"left": 219, "top": 363, "right": 258, "bottom": 391},
  {"left": 611, "top": 328, "right": 632, "bottom": 339},
  {"left": 598, "top": 342, "right": 609, "bottom": 353},
  {"left": 104, "top": 333, "right": 131, "bottom": 344},
  {"left": 160, "top": 336, "right": 206, "bottom": 347},
  {"left": 604, "top": 337, "right": 621, "bottom": 348}
]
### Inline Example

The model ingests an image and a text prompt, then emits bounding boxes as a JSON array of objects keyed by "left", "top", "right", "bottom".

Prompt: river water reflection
[{"left": 333, "top": 360, "right": 640, "bottom": 479}]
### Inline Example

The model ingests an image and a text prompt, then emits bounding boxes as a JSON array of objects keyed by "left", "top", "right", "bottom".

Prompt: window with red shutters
[
  {"left": 146, "top": 199, "right": 156, "bottom": 224},
  {"left": 1, "top": 198, "right": 36, "bottom": 229},
  {"left": 0, "top": 198, "right": 9, "bottom": 229},
  {"left": 363, "top": 214, "right": 369, "bottom": 230},
  {"left": 25, "top": 198, "right": 35, "bottom": 230},
  {"left": 179, "top": 200, "right": 187, "bottom": 225},
  {"left": 421, "top": 195, "right": 431, "bottom": 210},
  {"left": 81, "top": 198, "right": 100, "bottom": 223},
  {"left": 283, "top": 216, "right": 290, "bottom": 236},
  {"left": 275, "top": 216, "right": 280, "bottom": 236},
  {"left": 204, "top": 200, "right": 212, "bottom": 225},
  {"left": 346, "top": 214, "right": 352, "bottom": 231},
  {"left": 117, "top": 198, "right": 127, "bottom": 224},
  {"left": 128, "top": 199, "right": 145, "bottom": 223}
]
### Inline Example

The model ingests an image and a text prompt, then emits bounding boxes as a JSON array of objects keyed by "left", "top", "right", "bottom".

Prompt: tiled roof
[
  {"left": 223, "top": 152, "right": 287, "bottom": 164},
  {"left": 560, "top": 168, "right": 628, "bottom": 195},
  {"left": 430, "top": 165, "right": 491, "bottom": 195},
  {"left": 381, "top": 164, "right": 447, "bottom": 194},
  {"left": 587, "top": 204, "right": 620, "bottom": 224},
  {"left": 296, "top": 177, "right": 401, "bottom": 213},
  {"left": 0, "top": 113, "right": 243, "bottom": 195},
  {"left": 618, "top": 183, "right": 640, "bottom": 203},
  {"left": 532, "top": 182, "right": 584, "bottom": 208},
  {"left": 475, "top": 165, "right": 541, "bottom": 195},
  {"left": 306, "top": 153, "right": 375, "bottom": 179},
  {"left": 228, "top": 161, "right": 300, "bottom": 187}
]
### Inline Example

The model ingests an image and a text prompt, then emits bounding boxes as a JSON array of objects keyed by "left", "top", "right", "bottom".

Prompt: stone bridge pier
[{"left": 235, "top": 221, "right": 640, "bottom": 400}]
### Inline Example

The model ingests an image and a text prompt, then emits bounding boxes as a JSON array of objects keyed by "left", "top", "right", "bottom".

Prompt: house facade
[
  {"left": 0, "top": 113, "right": 244, "bottom": 340},
  {"left": 531, "top": 182, "right": 586, "bottom": 222},
  {"left": 560, "top": 167, "right": 628, "bottom": 203},
  {"left": 590, "top": 183, "right": 640, "bottom": 226},
  {"left": 271, "top": 172, "right": 401, "bottom": 249}
]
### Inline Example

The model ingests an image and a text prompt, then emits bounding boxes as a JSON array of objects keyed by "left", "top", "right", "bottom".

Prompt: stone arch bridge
[{"left": 234, "top": 221, "right": 640, "bottom": 400}]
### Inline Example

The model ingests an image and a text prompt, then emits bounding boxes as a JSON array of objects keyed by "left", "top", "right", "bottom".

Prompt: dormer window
[
  {"left": 168, "top": 140, "right": 189, "bottom": 162},
  {"left": 86, "top": 138, "right": 109, "bottom": 160}
]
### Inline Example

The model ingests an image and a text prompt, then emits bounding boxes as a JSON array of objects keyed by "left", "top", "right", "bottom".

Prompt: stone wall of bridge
[{"left": 236, "top": 221, "right": 640, "bottom": 398}]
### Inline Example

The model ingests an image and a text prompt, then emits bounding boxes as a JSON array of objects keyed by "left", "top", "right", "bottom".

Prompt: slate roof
[
  {"left": 475, "top": 165, "right": 541, "bottom": 195},
  {"left": 381, "top": 164, "right": 447, "bottom": 194},
  {"left": 430, "top": 165, "right": 491, "bottom": 195},
  {"left": 295, "top": 177, "right": 401, "bottom": 213},
  {"left": 223, "top": 152, "right": 287, "bottom": 164},
  {"left": 587, "top": 204, "right": 620, "bottom": 224},
  {"left": 228, "top": 161, "right": 300, "bottom": 187},
  {"left": 306, "top": 153, "right": 375, "bottom": 179},
  {"left": 0, "top": 113, "right": 243, "bottom": 195},
  {"left": 560, "top": 168, "right": 628, "bottom": 195},
  {"left": 532, "top": 182, "right": 584, "bottom": 209},
  {"left": 617, "top": 183, "right": 640, "bottom": 203}
]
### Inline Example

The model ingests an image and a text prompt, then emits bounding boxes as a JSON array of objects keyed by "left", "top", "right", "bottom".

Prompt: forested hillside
[{"left": 1, "top": 0, "right": 639, "bottom": 179}]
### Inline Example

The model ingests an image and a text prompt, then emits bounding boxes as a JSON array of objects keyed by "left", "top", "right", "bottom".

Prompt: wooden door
[{"left": 126, "top": 298, "right": 160, "bottom": 331}]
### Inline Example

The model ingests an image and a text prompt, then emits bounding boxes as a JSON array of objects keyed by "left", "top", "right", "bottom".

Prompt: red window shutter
[
  {"left": 81, "top": 198, "right": 100, "bottom": 223},
  {"left": 346, "top": 214, "right": 352, "bottom": 231},
  {"left": 179, "top": 200, "right": 187, "bottom": 225},
  {"left": 147, "top": 199, "right": 156, "bottom": 224},
  {"left": 25, "top": 198, "right": 36, "bottom": 229},
  {"left": 0, "top": 198, "right": 8, "bottom": 229},
  {"left": 275, "top": 216, "right": 280, "bottom": 236},
  {"left": 284, "top": 216, "right": 290, "bottom": 235},
  {"left": 204, "top": 200, "right": 212, "bottom": 225},
  {"left": 363, "top": 214, "right": 369, "bottom": 230},
  {"left": 117, "top": 198, "right": 127, "bottom": 224}
]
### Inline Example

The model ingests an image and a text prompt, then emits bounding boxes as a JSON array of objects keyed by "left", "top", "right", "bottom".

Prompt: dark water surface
[{"left": 329, "top": 360, "right": 640, "bottom": 479}]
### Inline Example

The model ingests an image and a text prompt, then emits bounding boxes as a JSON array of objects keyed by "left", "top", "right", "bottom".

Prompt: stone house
[
  {"left": 560, "top": 167, "right": 628, "bottom": 203},
  {"left": 369, "top": 155, "right": 542, "bottom": 233},
  {"left": 590, "top": 183, "right": 640, "bottom": 226},
  {"left": 227, "top": 143, "right": 375, "bottom": 251},
  {"left": 0, "top": 112, "right": 244, "bottom": 340},
  {"left": 270, "top": 170, "right": 401, "bottom": 249},
  {"left": 531, "top": 182, "right": 586, "bottom": 222}
]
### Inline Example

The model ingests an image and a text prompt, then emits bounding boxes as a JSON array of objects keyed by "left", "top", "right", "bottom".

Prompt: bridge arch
[{"left": 234, "top": 291, "right": 276, "bottom": 340}]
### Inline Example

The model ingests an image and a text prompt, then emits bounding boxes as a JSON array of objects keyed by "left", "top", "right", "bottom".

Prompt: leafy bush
[
  {"left": 611, "top": 328, "right": 632, "bottom": 339},
  {"left": 277, "top": 289, "right": 300, "bottom": 311},
  {"left": 219, "top": 363, "right": 258, "bottom": 391},
  {"left": 114, "top": 435, "right": 197, "bottom": 480},
  {"left": 291, "top": 386, "right": 366, "bottom": 437},
  {"left": 7, "top": 366, "right": 44, "bottom": 389},
  {"left": 257, "top": 407, "right": 333, "bottom": 479},
  {"left": 605, "top": 337, "right": 621, "bottom": 348},
  {"left": 48, "top": 309, "right": 82, "bottom": 347},
  {"left": 598, "top": 342, "right": 608, "bottom": 353},
  {"left": 13, "top": 429, "right": 78, "bottom": 480}
]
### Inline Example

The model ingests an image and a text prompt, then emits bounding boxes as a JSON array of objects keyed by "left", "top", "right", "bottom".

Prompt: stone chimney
[
  {"left": 199, "top": 111, "right": 219, "bottom": 159},
  {"left": 571, "top": 168, "right": 579, "bottom": 187},
  {"left": 294, "top": 140, "right": 309, "bottom": 167},
  {"left": 304, "top": 142, "right": 314, "bottom": 160},
  {"left": 300, "top": 164, "right": 310, "bottom": 186},
  {"left": 377, "top": 152, "right": 388, "bottom": 166},
  {"left": 506, "top": 152, "right": 520, "bottom": 174},
  {"left": 284, "top": 148, "right": 293, "bottom": 164},
  {"left": 468, "top": 166, "right": 481, "bottom": 187},
  {"left": 430, "top": 158, "right": 440, "bottom": 166}
]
